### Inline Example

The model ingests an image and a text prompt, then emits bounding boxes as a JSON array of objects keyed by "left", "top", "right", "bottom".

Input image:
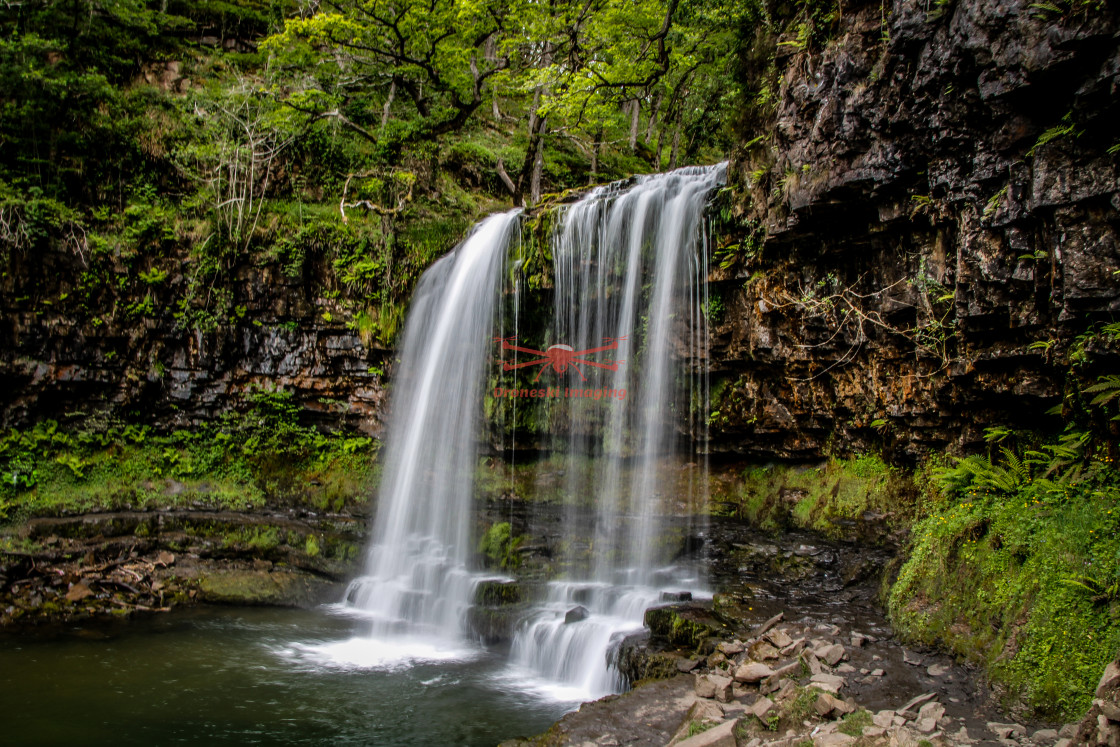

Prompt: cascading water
[
  {"left": 506, "top": 164, "right": 725, "bottom": 699},
  {"left": 326, "top": 211, "right": 522, "bottom": 663},
  {"left": 300, "top": 164, "right": 723, "bottom": 690}
]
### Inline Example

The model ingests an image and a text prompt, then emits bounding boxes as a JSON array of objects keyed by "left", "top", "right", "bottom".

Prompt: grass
[
  {"left": 838, "top": 709, "right": 873, "bottom": 736},
  {"left": 687, "top": 719, "right": 717, "bottom": 737}
]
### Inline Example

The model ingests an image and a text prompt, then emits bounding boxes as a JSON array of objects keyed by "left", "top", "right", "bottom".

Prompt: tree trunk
[
  {"left": 530, "top": 118, "right": 546, "bottom": 206},
  {"left": 527, "top": 88, "right": 541, "bottom": 138},
  {"left": 669, "top": 117, "right": 681, "bottom": 169},
  {"left": 644, "top": 91, "right": 662, "bottom": 143},
  {"left": 590, "top": 127, "right": 602, "bottom": 185},
  {"left": 628, "top": 99, "right": 640, "bottom": 152},
  {"left": 379, "top": 80, "right": 397, "bottom": 138}
]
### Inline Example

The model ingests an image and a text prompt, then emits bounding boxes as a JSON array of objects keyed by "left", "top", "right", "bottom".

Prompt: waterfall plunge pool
[{"left": 0, "top": 605, "right": 576, "bottom": 746}]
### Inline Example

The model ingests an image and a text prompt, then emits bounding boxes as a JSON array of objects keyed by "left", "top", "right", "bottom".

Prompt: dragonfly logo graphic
[
  {"left": 494, "top": 336, "right": 626, "bottom": 381},
  {"left": 492, "top": 336, "right": 629, "bottom": 401}
]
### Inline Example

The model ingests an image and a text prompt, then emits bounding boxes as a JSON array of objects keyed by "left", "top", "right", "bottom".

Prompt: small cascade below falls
[
  {"left": 336, "top": 212, "right": 521, "bottom": 660},
  {"left": 506, "top": 164, "right": 725, "bottom": 699}
]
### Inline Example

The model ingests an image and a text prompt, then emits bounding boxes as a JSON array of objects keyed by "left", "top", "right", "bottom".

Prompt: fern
[
  {"left": 1084, "top": 375, "right": 1120, "bottom": 408},
  {"left": 984, "top": 426, "right": 1012, "bottom": 443}
]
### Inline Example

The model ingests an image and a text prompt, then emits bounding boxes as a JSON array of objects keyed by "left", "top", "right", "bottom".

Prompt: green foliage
[
  {"left": 1028, "top": 111, "right": 1082, "bottom": 157},
  {"left": 891, "top": 405, "right": 1120, "bottom": 718},
  {"left": 223, "top": 526, "right": 281, "bottom": 552},
  {"left": 712, "top": 454, "right": 911, "bottom": 538},
  {"left": 687, "top": 720, "right": 717, "bottom": 737},
  {"left": 477, "top": 521, "right": 525, "bottom": 569},
  {"left": 0, "top": 394, "right": 379, "bottom": 525},
  {"left": 838, "top": 710, "right": 873, "bottom": 736}
]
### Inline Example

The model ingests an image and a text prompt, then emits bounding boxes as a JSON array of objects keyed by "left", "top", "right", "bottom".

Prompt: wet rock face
[
  {"left": 715, "top": 0, "right": 1120, "bottom": 459},
  {"left": 0, "top": 253, "right": 389, "bottom": 433}
]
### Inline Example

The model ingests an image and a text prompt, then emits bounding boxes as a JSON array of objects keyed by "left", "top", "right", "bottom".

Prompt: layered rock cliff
[
  {"left": 1, "top": 244, "right": 390, "bottom": 434},
  {"left": 708, "top": 0, "right": 1120, "bottom": 459}
]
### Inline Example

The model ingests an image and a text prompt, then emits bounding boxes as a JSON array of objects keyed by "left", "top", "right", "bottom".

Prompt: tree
[{"left": 261, "top": 1, "right": 516, "bottom": 150}]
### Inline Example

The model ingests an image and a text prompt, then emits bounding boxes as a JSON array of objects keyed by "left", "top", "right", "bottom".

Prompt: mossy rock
[
  {"left": 644, "top": 604, "right": 726, "bottom": 650},
  {"left": 474, "top": 579, "right": 522, "bottom": 606},
  {"left": 617, "top": 632, "right": 686, "bottom": 685},
  {"left": 196, "top": 568, "right": 338, "bottom": 607},
  {"left": 465, "top": 603, "right": 528, "bottom": 643}
]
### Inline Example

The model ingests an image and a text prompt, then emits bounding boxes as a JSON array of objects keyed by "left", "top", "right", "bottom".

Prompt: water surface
[{"left": 0, "top": 606, "right": 572, "bottom": 746}]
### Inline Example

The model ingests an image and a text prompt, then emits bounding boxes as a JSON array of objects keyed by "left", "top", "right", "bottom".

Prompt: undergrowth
[
  {"left": 713, "top": 453, "right": 915, "bottom": 539},
  {"left": 0, "top": 390, "right": 378, "bottom": 525},
  {"left": 889, "top": 372, "right": 1120, "bottom": 719}
]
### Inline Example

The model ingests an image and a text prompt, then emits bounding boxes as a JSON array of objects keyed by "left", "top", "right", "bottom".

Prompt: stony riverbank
[
  {"left": 0, "top": 508, "right": 358, "bottom": 629},
  {"left": 506, "top": 604, "right": 1120, "bottom": 747}
]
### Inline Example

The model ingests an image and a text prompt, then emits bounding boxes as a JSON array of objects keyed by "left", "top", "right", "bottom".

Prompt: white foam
[{"left": 274, "top": 636, "right": 479, "bottom": 672}]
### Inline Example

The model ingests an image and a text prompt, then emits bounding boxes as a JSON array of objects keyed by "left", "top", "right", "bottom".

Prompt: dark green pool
[{"left": 0, "top": 607, "right": 572, "bottom": 746}]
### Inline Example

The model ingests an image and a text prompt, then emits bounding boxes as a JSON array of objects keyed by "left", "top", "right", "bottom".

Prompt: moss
[
  {"left": 196, "top": 569, "right": 334, "bottom": 606},
  {"left": 474, "top": 580, "right": 522, "bottom": 606},
  {"left": 0, "top": 418, "right": 377, "bottom": 529},
  {"left": 477, "top": 521, "right": 526, "bottom": 569},
  {"left": 721, "top": 454, "right": 914, "bottom": 540},
  {"left": 889, "top": 445, "right": 1120, "bottom": 719},
  {"left": 643, "top": 605, "right": 725, "bottom": 649},
  {"left": 222, "top": 526, "right": 281, "bottom": 552}
]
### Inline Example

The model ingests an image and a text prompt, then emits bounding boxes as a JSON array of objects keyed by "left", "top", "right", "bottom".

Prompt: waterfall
[
  {"left": 319, "top": 164, "right": 723, "bottom": 688},
  {"left": 506, "top": 164, "right": 725, "bottom": 699},
  {"left": 337, "top": 211, "right": 522, "bottom": 659}
]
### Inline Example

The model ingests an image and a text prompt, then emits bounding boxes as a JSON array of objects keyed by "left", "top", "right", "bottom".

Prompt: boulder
[
  {"left": 750, "top": 696, "right": 775, "bottom": 721},
  {"left": 816, "top": 643, "right": 846, "bottom": 666},
  {"left": 675, "top": 718, "right": 739, "bottom": 747},
  {"left": 988, "top": 723, "right": 1027, "bottom": 740},
  {"left": 564, "top": 605, "right": 589, "bottom": 624},
  {"left": 1072, "top": 655, "right": 1120, "bottom": 747},
  {"left": 753, "top": 612, "right": 784, "bottom": 636},
  {"left": 917, "top": 701, "right": 945, "bottom": 724},
  {"left": 733, "top": 661, "right": 774, "bottom": 683},
  {"left": 667, "top": 700, "right": 724, "bottom": 747},
  {"left": 661, "top": 591, "right": 694, "bottom": 602},
  {"left": 748, "top": 639, "right": 780, "bottom": 661},
  {"left": 717, "top": 640, "right": 744, "bottom": 656},
  {"left": 809, "top": 673, "right": 846, "bottom": 693},
  {"left": 780, "top": 638, "right": 806, "bottom": 657},
  {"left": 695, "top": 673, "right": 733, "bottom": 702},
  {"left": 677, "top": 657, "right": 702, "bottom": 673},
  {"left": 473, "top": 579, "right": 522, "bottom": 606},
  {"left": 645, "top": 605, "right": 725, "bottom": 649},
  {"left": 900, "top": 693, "right": 937, "bottom": 712},
  {"left": 765, "top": 629, "right": 794, "bottom": 649},
  {"left": 815, "top": 692, "right": 842, "bottom": 717}
]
